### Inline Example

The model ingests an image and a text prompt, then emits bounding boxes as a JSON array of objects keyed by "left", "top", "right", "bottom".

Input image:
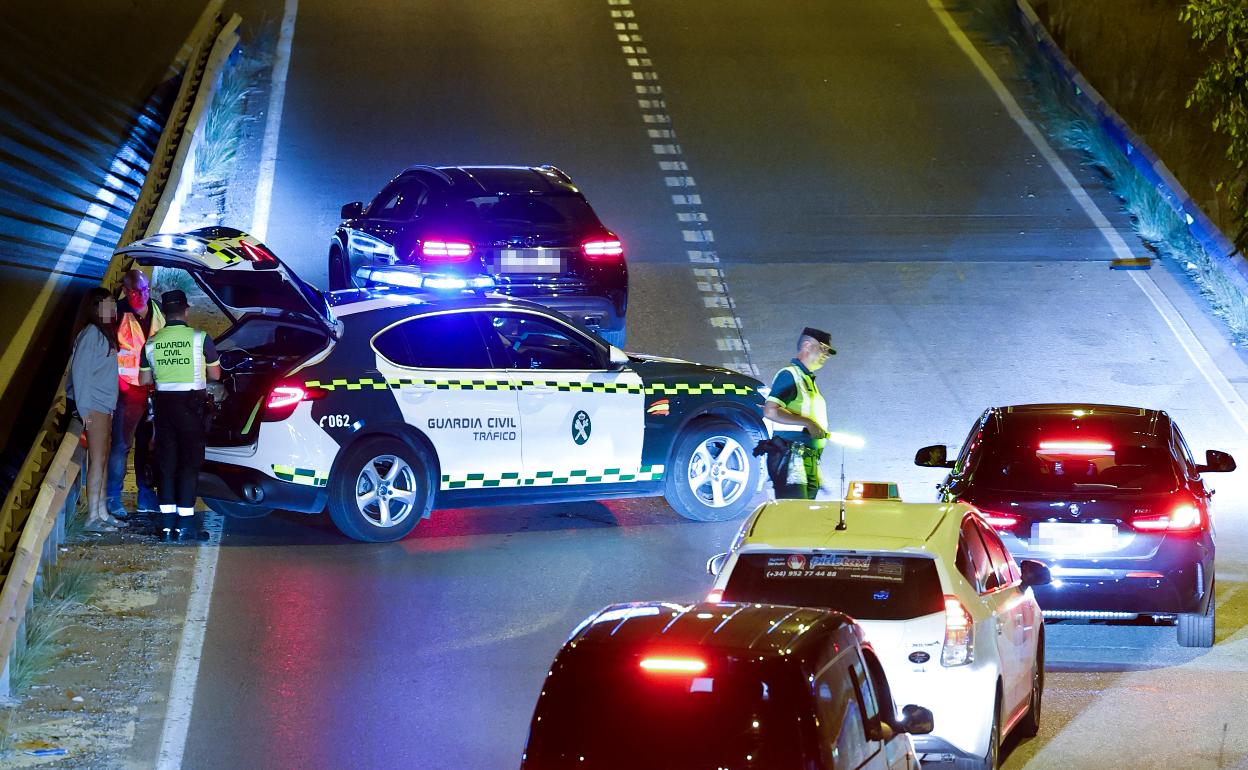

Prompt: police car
[
  {"left": 117, "top": 228, "right": 766, "bottom": 542},
  {"left": 704, "top": 484, "right": 1051, "bottom": 769}
]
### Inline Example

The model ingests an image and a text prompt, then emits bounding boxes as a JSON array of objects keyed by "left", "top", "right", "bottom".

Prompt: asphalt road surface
[{"left": 176, "top": 1, "right": 1248, "bottom": 768}]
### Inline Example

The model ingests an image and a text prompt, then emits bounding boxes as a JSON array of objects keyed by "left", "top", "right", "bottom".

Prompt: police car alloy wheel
[
  {"left": 328, "top": 437, "right": 433, "bottom": 542},
  {"left": 663, "top": 419, "right": 759, "bottom": 522},
  {"left": 204, "top": 498, "right": 273, "bottom": 519}
]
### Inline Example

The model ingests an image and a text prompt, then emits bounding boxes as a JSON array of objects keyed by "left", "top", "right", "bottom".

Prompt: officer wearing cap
[
  {"left": 761, "top": 327, "right": 835, "bottom": 499},
  {"left": 138, "top": 290, "right": 220, "bottom": 540}
]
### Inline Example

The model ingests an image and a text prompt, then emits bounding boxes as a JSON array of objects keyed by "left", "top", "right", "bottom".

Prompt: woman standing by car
[{"left": 69, "top": 287, "right": 125, "bottom": 532}]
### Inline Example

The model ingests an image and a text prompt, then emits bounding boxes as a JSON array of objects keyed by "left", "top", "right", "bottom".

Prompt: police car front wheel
[
  {"left": 328, "top": 437, "right": 433, "bottom": 542},
  {"left": 664, "top": 418, "right": 759, "bottom": 522}
]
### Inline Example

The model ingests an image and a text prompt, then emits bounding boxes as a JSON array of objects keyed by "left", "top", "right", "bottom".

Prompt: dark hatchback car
[
  {"left": 915, "top": 403, "right": 1235, "bottom": 647},
  {"left": 328, "top": 164, "right": 628, "bottom": 345},
  {"left": 523, "top": 601, "right": 934, "bottom": 770}
]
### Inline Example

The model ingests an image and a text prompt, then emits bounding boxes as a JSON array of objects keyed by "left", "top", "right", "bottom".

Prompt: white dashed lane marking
[{"left": 607, "top": 0, "right": 755, "bottom": 375}]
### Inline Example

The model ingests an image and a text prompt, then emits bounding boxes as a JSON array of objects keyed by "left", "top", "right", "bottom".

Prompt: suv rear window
[
  {"left": 524, "top": 651, "right": 806, "bottom": 769},
  {"left": 722, "top": 553, "right": 944, "bottom": 621},
  {"left": 441, "top": 195, "right": 600, "bottom": 232}
]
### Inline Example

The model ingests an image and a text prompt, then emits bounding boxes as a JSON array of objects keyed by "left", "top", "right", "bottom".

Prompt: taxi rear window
[{"left": 722, "top": 553, "right": 943, "bottom": 621}]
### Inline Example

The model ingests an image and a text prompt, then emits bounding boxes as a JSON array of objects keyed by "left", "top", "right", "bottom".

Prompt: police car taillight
[
  {"left": 941, "top": 595, "right": 974, "bottom": 667},
  {"left": 263, "top": 385, "right": 328, "bottom": 421},
  {"left": 582, "top": 238, "right": 624, "bottom": 260},
  {"left": 421, "top": 240, "right": 474, "bottom": 261},
  {"left": 640, "top": 657, "right": 706, "bottom": 674}
]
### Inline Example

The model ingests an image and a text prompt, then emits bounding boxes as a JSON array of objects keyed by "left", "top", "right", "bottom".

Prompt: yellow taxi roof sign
[{"left": 848, "top": 481, "right": 901, "bottom": 501}]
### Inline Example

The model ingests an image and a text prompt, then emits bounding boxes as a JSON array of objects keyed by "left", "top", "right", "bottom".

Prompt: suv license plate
[{"left": 498, "top": 249, "right": 563, "bottom": 274}]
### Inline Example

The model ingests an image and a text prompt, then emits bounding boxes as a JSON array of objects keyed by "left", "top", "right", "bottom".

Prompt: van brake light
[{"left": 640, "top": 657, "right": 706, "bottom": 674}]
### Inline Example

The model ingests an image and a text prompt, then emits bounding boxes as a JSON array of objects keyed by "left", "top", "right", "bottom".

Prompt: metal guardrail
[{"left": 0, "top": 0, "right": 240, "bottom": 699}]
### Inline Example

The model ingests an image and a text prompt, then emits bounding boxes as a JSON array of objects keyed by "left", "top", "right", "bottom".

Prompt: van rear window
[{"left": 722, "top": 553, "right": 943, "bottom": 621}]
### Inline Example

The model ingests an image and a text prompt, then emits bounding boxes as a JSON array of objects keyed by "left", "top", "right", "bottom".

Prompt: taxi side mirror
[
  {"left": 1019, "top": 559, "right": 1051, "bottom": 587},
  {"left": 1197, "top": 449, "right": 1236, "bottom": 474},
  {"left": 915, "top": 444, "right": 956, "bottom": 469},
  {"left": 706, "top": 552, "right": 729, "bottom": 577},
  {"left": 607, "top": 345, "right": 629, "bottom": 370},
  {"left": 340, "top": 201, "right": 364, "bottom": 219},
  {"left": 899, "top": 704, "right": 934, "bottom": 735}
]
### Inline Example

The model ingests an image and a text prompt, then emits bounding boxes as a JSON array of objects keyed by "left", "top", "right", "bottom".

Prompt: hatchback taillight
[
  {"left": 960, "top": 499, "right": 1019, "bottom": 531},
  {"left": 941, "top": 595, "right": 974, "bottom": 667},
  {"left": 1131, "top": 503, "right": 1205, "bottom": 534},
  {"left": 262, "top": 385, "right": 328, "bottom": 422},
  {"left": 582, "top": 238, "right": 624, "bottom": 260}
]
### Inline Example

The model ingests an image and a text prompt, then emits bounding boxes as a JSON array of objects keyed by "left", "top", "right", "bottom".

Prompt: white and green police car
[{"left": 118, "top": 228, "right": 767, "bottom": 542}]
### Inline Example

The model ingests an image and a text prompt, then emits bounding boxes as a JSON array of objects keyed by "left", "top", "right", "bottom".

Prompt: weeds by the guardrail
[{"left": 965, "top": 0, "right": 1248, "bottom": 342}]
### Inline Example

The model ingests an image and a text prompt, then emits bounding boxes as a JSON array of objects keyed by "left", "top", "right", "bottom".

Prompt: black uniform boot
[{"left": 159, "top": 513, "right": 177, "bottom": 542}]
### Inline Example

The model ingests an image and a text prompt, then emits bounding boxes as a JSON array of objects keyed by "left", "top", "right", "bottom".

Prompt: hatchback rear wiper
[{"left": 1071, "top": 482, "right": 1121, "bottom": 489}]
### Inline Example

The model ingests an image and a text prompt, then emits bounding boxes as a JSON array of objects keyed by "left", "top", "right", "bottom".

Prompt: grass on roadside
[
  {"left": 193, "top": 20, "right": 275, "bottom": 186},
  {"left": 959, "top": 0, "right": 1248, "bottom": 342}
]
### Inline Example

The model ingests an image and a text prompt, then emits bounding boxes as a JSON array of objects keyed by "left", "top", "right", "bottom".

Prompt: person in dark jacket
[{"left": 69, "top": 287, "right": 125, "bottom": 532}]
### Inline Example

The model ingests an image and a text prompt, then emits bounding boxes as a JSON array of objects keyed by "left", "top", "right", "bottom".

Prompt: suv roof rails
[
  {"left": 400, "top": 164, "right": 455, "bottom": 184},
  {"left": 538, "top": 164, "right": 573, "bottom": 184}
]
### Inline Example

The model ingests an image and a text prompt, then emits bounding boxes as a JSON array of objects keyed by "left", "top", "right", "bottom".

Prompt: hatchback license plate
[
  {"left": 495, "top": 248, "right": 563, "bottom": 274},
  {"left": 1035, "top": 522, "right": 1118, "bottom": 550}
]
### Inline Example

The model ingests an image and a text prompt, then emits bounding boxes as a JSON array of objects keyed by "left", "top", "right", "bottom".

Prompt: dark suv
[
  {"left": 328, "top": 164, "right": 628, "bottom": 345},
  {"left": 523, "top": 601, "right": 934, "bottom": 769},
  {"left": 915, "top": 403, "right": 1235, "bottom": 647}
]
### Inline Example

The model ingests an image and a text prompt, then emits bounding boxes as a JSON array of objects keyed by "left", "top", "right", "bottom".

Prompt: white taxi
[{"left": 705, "top": 483, "right": 1051, "bottom": 769}]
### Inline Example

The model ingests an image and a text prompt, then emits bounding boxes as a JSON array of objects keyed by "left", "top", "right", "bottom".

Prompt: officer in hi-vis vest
[
  {"left": 762, "top": 327, "right": 834, "bottom": 499},
  {"left": 139, "top": 290, "right": 220, "bottom": 541}
]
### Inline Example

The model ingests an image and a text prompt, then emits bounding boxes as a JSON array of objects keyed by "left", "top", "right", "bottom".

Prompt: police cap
[
  {"left": 801, "top": 327, "right": 836, "bottom": 355},
  {"left": 161, "top": 289, "right": 189, "bottom": 314}
]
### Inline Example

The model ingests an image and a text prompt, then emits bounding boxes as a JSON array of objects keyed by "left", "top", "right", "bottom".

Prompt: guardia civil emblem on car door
[{"left": 572, "top": 410, "right": 592, "bottom": 445}]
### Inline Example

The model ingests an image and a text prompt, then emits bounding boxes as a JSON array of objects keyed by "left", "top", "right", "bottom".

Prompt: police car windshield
[
  {"left": 722, "top": 553, "right": 944, "bottom": 621},
  {"left": 525, "top": 652, "right": 805, "bottom": 769}
]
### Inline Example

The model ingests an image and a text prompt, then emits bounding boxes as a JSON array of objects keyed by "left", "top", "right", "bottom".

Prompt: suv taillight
[
  {"left": 420, "top": 240, "right": 474, "bottom": 261},
  {"left": 941, "top": 595, "right": 974, "bottom": 667},
  {"left": 582, "top": 238, "right": 624, "bottom": 260},
  {"left": 1131, "top": 503, "right": 1205, "bottom": 534},
  {"left": 262, "top": 385, "right": 328, "bottom": 422}
]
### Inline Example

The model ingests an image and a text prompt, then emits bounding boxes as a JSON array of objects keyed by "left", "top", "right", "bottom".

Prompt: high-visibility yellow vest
[
  {"left": 778, "top": 364, "right": 828, "bottom": 450},
  {"left": 143, "top": 325, "right": 209, "bottom": 391},
  {"left": 117, "top": 303, "right": 165, "bottom": 386}
]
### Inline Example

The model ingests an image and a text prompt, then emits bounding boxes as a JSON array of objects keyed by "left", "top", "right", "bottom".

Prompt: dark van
[{"left": 522, "top": 601, "right": 934, "bottom": 770}]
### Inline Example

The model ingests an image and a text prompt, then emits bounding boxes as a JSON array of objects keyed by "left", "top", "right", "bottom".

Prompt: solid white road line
[
  {"left": 154, "top": 511, "right": 224, "bottom": 770},
  {"left": 249, "top": 0, "right": 299, "bottom": 242},
  {"left": 0, "top": 144, "right": 140, "bottom": 400},
  {"left": 927, "top": 0, "right": 1248, "bottom": 439}
]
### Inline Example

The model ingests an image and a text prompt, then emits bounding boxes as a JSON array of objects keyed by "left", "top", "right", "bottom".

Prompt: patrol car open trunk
[{"left": 118, "top": 229, "right": 340, "bottom": 447}]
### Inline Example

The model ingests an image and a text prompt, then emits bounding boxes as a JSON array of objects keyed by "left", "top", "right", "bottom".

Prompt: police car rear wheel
[
  {"left": 329, "top": 437, "right": 432, "bottom": 542},
  {"left": 204, "top": 498, "right": 272, "bottom": 519},
  {"left": 664, "top": 419, "right": 757, "bottom": 522}
]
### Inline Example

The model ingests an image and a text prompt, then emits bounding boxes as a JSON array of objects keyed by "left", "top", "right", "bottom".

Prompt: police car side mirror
[
  {"left": 340, "top": 201, "right": 364, "bottom": 219},
  {"left": 1197, "top": 449, "right": 1236, "bottom": 474},
  {"left": 607, "top": 345, "right": 629, "bottom": 370},
  {"left": 706, "top": 552, "right": 729, "bottom": 576},
  {"left": 914, "top": 444, "right": 955, "bottom": 469},
  {"left": 1019, "top": 559, "right": 1051, "bottom": 587},
  {"left": 899, "top": 704, "right": 934, "bottom": 735}
]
